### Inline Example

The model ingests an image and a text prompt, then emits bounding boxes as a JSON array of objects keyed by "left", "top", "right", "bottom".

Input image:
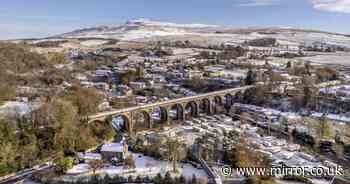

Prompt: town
[{"left": 1, "top": 16, "right": 350, "bottom": 184}]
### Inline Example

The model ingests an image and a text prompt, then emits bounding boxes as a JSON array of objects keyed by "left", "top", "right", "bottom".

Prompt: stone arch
[
  {"left": 152, "top": 106, "right": 168, "bottom": 127},
  {"left": 213, "top": 96, "right": 224, "bottom": 114},
  {"left": 133, "top": 110, "right": 152, "bottom": 131},
  {"left": 111, "top": 114, "right": 131, "bottom": 132},
  {"left": 169, "top": 104, "right": 184, "bottom": 123},
  {"left": 234, "top": 91, "right": 243, "bottom": 103},
  {"left": 185, "top": 101, "right": 198, "bottom": 119},
  {"left": 224, "top": 94, "right": 234, "bottom": 109},
  {"left": 199, "top": 98, "right": 211, "bottom": 115}
]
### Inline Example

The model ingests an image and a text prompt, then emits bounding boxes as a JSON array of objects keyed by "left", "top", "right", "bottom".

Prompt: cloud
[
  {"left": 237, "top": 0, "right": 281, "bottom": 6},
  {"left": 311, "top": 0, "right": 350, "bottom": 13}
]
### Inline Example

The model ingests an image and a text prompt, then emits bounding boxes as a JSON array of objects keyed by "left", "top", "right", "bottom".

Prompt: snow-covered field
[
  {"left": 80, "top": 40, "right": 109, "bottom": 47},
  {"left": 66, "top": 153, "right": 207, "bottom": 180},
  {"left": 59, "top": 19, "right": 350, "bottom": 47},
  {"left": 301, "top": 52, "right": 350, "bottom": 66}
]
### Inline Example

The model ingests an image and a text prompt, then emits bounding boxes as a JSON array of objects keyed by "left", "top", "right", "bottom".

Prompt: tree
[
  {"left": 316, "top": 67, "right": 338, "bottom": 82},
  {"left": 88, "top": 159, "right": 105, "bottom": 176},
  {"left": 154, "top": 173, "right": 163, "bottom": 184},
  {"left": 124, "top": 154, "right": 136, "bottom": 169},
  {"left": 281, "top": 117, "right": 293, "bottom": 143},
  {"left": 89, "top": 120, "right": 115, "bottom": 141},
  {"left": 0, "top": 85, "right": 15, "bottom": 105},
  {"left": 55, "top": 157, "right": 74, "bottom": 173},
  {"left": 245, "top": 70, "right": 256, "bottom": 85},
  {"left": 270, "top": 72, "right": 285, "bottom": 91},
  {"left": 304, "top": 61, "right": 312, "bottom": 76},
  {"left": 47, "top": 52, "right": 68, "bottom": 65},
  {"left": 233, "top": 137, "right": 271, "bottom": 168},
  {"left": 334, "top": 142, "right": 344, "bottom": 160},
  {"left": 165, "top": 138, "right": 187, "bottom": 173},
  {"left": 198, "top": 177, "right": 208, "bottom": 184},
  {"left": 0, "top": 119, "right": 18, "bottom": 176},
  {"left": 17, "top": 127, "right": 39, "bottom": 169},
  {"left": 179, "top": 175, "right": 186, "bottom": 183},
  {"left": 286, "top": 61, "right": 292, "bottom": 68},
  {"left": 244, "top": 38, "right": 276, "bottom": 47},
  {"left": 121, "top": 70, "right": 138, "bottom": 85},
  {"left": 320, "top": 115, "right": 334, "bottom": 140},
  {"left": 164, "top": 171, "right": 174, "bottom": 184},
  {"left": 32, "top": 98, "right": 101, "bottom": 155},
  {"left": 300, "top": 75, "right": 316, "bottom": 108},
  {"left": 64, "top": 86, "right": 103, "bottom": 117},
  {"left": 50, "top": 99, "right": 80, "bottom": 154},
  {"left": 191, "top": 174, "right": 197, "bottom": 184},
  {"left": 136, "top": 66, "right": 145, "bottom": 79}
]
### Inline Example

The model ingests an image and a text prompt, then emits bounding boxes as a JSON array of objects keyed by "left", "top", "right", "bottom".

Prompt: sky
[{"left": 1, "top": 0, "right": 350, "bottom": 39}]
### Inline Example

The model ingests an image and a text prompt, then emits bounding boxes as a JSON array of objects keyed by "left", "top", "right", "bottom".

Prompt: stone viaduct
[{"left": 87, "top": 86, "right": 253, "bottom": 134}]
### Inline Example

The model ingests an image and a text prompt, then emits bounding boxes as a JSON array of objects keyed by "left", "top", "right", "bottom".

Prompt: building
[
  {"left": 116, "top": 85, "right": 133, "bottom": 96},
  {"left": 77, "top": 152, "right": 102, "bottom": 163},
  {"left": 184, "top": 70, "right": 204, "bottom": 79},
  {"left": 101, "top": 141, "right": 128, "bottom": 161},
  {"left": 129, "top": 81, "right": 147, "bottom": 91},
  {"left": 204, "top": 65, "right": 226, "bottom": 77}
]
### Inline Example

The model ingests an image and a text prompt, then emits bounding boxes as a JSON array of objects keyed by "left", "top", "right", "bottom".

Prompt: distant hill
[{"left": 54, "top": 19, "right": 350, "bottom": 48}]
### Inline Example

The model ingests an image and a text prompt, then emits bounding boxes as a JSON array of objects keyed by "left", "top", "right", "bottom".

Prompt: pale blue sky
[{"left": 0, "top": 0, "right": 350, "bottom": 39}]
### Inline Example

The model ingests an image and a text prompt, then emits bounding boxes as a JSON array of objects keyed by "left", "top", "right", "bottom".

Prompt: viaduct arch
[{"left": 87, "top": 86, "right": 253, "bottom": 134}]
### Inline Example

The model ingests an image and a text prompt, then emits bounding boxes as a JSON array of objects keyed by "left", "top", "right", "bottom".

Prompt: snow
[
  {"left": 31, "top": 38, "right": 66, "bottom": 44},
  {"left": 236, "top": 103, "right": 350, "bottom": 123},
  {"left": 320, "top": 84, "right": 350, "bottom": 96},
  {"left": 101, "top": 143, "right": 124, "bottom": 153},
  {"left": 311, "top": 112, "right": 350, "bottom": 123},
  {"left": 80, "top": 40, "right": 109, "bottom": 47},
  {"left": 301, "top": 52, "right": 350, "bottom": 66},
  {"left": 0, "top": 101, "right": 31, "bottom": 116},
  {"left": 103, "top": 153, "right": 207, "bottom": 179},
  {"left": 67, "top": 153, "right": 207, "bottom": 180},
  {"left": 67, "top": 163, "right": 90, "bottom": 175},
  {"left": 59, "top": 19, "right": 350, "bottom": 47},
  {"left": 126, "top": 18, "right": 218, "bottom": 28},
  {"left": 77, "top": 152, "right": 102, "bottom": 161}
]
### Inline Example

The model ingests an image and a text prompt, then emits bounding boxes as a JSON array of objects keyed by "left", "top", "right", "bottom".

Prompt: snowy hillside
[
  {"left": 58, "top": 19, "right": 350, "bottom": 47},
  {"left": 59, "top": 19, "right": 215, "bottom": 41}
]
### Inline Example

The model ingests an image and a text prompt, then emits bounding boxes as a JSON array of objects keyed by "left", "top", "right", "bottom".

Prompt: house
[
  {"left": 204, "top": 65, "right": 226, "bottom": 77},
  {"left": 135, "top": 96, "right": 147, "bottom": 104},
  {"left": 94, "top": 82, "right": 110, "bottom": 91},
  {"left": 129, "top": 82, "right": 147, "bottom": 91},
  {"left": 116, "top": 85, "right": 133, "bottom": 96},
  {"left": 184, "top": 70, "right": 204, "bottom": 79},
  {"left": 101, "top": 142, "right": 128, "bottom": 161}
]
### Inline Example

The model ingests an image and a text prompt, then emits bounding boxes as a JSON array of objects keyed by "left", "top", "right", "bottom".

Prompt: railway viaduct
[{"left": 87, "top": 85, "right": 253, "bottom": 134}]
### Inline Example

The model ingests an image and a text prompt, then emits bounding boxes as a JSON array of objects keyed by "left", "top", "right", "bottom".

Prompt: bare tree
[
  {"left": 165, "top": 137, "right": 186, "bottom": 173},
  {"left": 124, "top": 154, "right": 136, "bottom": 169},
  {"left": 88, "top": 159, "right": 105, "bottom": 176}
]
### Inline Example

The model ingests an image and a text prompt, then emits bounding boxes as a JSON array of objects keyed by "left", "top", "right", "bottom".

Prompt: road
[{"left": 0, "top": 164, "right": 52, "bottom": 184}]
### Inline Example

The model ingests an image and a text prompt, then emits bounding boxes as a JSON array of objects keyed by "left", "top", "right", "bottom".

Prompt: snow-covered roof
[
  {"left": 77, "top": 152, "right": 102, "bottom": 160},
  {"left": 101, "top": 143, "right": 124, "bottom": 153}
]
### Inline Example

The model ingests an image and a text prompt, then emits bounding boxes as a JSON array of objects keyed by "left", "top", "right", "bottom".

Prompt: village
[{"left": 0, "top": 19, "right": 350, "bottom": 184}]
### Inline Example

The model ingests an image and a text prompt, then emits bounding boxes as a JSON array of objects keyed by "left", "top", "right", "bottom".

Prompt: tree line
[{"left": 0, "top": 86, "right": 115, "bottom": 176}]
